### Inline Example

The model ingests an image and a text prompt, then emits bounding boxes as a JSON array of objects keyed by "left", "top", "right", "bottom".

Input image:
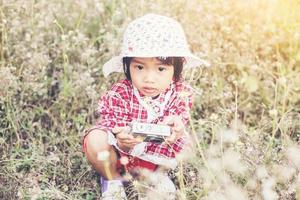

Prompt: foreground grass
[{"left": 1, "top": 0, "right": 300, "bottom": 199}]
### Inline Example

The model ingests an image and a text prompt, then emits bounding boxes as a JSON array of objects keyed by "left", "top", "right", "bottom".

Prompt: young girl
[{"left": 83, "top": 14, "right": 209, "bottom": 199}]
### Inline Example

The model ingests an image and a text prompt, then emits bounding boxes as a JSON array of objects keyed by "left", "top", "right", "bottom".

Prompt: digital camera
[{"left": 131, "top": 122, "right": 171, "bottom": 143}]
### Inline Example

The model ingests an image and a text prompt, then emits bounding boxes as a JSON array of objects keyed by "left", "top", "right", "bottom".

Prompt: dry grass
[{"left": 1, "top": 0, "right": 300, "bottom": 199}]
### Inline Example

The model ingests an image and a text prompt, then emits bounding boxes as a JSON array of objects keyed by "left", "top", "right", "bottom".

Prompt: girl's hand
[
  {"left": 162, "top": 115, "right": 185, "bottom": 144},
  {"left": 112, "top": 126, "right": 143, "bottom": 152}
]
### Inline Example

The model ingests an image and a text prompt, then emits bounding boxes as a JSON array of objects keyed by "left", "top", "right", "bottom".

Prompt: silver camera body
[{"left": 131, "top": 122, "right": 171, "bottom": 143}]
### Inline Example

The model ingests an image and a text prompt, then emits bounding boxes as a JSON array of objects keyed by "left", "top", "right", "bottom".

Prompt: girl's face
[{"left": 130, "top": 57, "right": 174, "bottom": 97}]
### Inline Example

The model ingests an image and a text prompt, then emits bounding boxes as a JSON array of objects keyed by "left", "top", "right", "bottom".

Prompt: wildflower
[
  {"left": 222, "top": 149, "right": 246, "bottom": 174},
  {"left": 224, "top": 184, "right": 248, "bottom": 200},
  {"left": 189, "top": 170, "right": 196, "bottom": 178},
  {"left": 0, "top": 67, "right": 18, "bottom": 97},
  {"left": 95, "top": 2, "right": 104, "bottom": 13},
  {"left": 296, "top": 173, "right": 300, "bottom": 186},
  {"left": 207, "top": 144, "right": 220, "bottom": 157},
  {"left": 175, "top": 153, "right": 185, "bottom": 162},
  {"left": 218, "top": 129, "right": 239, "bottom": 144},
  {"left": 122, "top": 173, "right": 133, "bottom": 182},
  {"left": 217, "top": 173, "right": 231, "bottom": 185},
  {"left": 251, "top": 64, "right": 259, "bottom": 70},
  {"left": 207, "top": 157, "right": 222, "bottom": 174},
  {"left": 272, "top": 164, "right": 296, "bottom": 183},
  {"left": 206, "top": 192, "right": 227, "bottom": 200},
  {"left": 145, "top": 172, "right": 176, "bottom": 200},
  {"left": 0, "top": 137, "right": 5, "bottom": 145},
  {"left": 269, "top": 109, "right": 278, "bottom": 117},
  {"left": 245, "top": 76, "right": 259, "bottom": 92},
  {"left": 47, "top": 152, "right": 60, "bottom": 163},
  {"left": 256, "top": 166, "right": 269, "bottom": 180},
  {"left": 246, "top": 178, "right": 258, "bottom": 191},
  {"left": 120, "top": 156, "right": 129, "bottom": 165},
  {"left": 210, "top": 113, "right": 218, "bottom": 120},
  {"left": 277, "top": 77, "right": 287, "bottom": 85},
  {"left": 132, "top": 180, "right": 139, "bottom": 188},
  {"left": 262, "top": 178, "right": 279, "bottom": 200},
  {"left": 286, "top": 145, "right": 300, "bottom": 168},
  {"left": 176, "top": 147, "right": 193, "bottom": 162}
]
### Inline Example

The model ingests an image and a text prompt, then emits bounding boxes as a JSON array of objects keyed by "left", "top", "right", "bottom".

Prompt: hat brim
[{"left": 102, "top": 54, "right": 210, "bottom": 77}]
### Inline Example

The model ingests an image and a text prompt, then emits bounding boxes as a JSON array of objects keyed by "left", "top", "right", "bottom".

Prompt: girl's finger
[
  {"left": 173, "top": 116, "right": 184, "bottom": 127},
  {"left": 119, "top": 136, "right": 142, "bottom": 144},
  {"left": 119, "top": 140, "right": 133, "bottom": 145},
  {"left": 112, "top": 126, "right": 131, "bottom": 135},
  {"left": 119, "top": 140, "right": 139, "bottom": 147},
  {"left": 165, "top": 133, "right": 176, "bottom": 144},
  {"left": 117, "top": 133, "right": 134, "bottom": 140},
  {"left": 162, "top": 115, "right": 175, "bottom": 126},
  {"left": 123, "top": 126, "right": 132, "bottom": 134},
  {"left": 172, "top": 126, "right": 184, "bottom": 132},
  {"left": 112, "top": 126, "right": 123, "bottom": 134}
]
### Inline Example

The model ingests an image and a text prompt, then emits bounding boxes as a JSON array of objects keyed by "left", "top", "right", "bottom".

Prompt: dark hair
[{"left": 122, "top": 57, "right": 185, "bottom": 82}]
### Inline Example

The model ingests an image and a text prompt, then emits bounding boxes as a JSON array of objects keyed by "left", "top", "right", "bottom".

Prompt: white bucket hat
[{"left": 102, "top": 13, "right": 210, "bottom": 77}]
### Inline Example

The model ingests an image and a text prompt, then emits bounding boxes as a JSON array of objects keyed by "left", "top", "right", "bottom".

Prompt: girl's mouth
[{"left": 142, "top": 87, "right": 157, "bottom": 94}]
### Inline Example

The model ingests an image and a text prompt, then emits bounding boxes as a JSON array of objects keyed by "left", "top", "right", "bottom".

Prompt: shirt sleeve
[
  {"left": 144, "top": 84, "right": 193, "bottom": 158},
  {"left": 95, "top": 92, "right": 131, "bottom": 131},
  {"left": 86, "top": 83, "right": 132, "bottom": 134}
]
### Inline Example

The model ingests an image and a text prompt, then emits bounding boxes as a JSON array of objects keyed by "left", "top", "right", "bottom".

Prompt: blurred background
[{"left": 1, "top": 0, "right": 300, "bottom": 199}]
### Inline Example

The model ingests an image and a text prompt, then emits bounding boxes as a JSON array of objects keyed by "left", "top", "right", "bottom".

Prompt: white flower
[
  {"left": 269, "top": 109, "right": 278, "bottom": 117},
  {"left": 47, "top": 153, "right": 60, "bottom": 163},
  {"left": 207, "top": 144, "right": 220, "bottom": 157},
  {"left": 296, "top": 173, "right": 300, "bottom": 186},
  {"left": 286, "top": 145, "right": 300, "bottom": 168},
  {"left": 262, "top": 178, "right": 279, "bottom": 200},
  {"left": 224, "top": 184, "right": 248, "bottom": 200},
  {"left": 210, "top": 113, "right": 218, "bottom": 120},
  {"left": 256, "top": 166, "right": 269, "bottom": 180},
  {"left": 222, "top": 149, "right": 247, "bottom": 174},
  {"left": 246, "top": 178, "right": 258, "bottom": 191},
  {"left": 120, "top": 156, "right": 129, "bottom": 165},
  {"left": 217, "top": 173, "right": 231, "bottom": 185},
  {"left": 199, "top": 167, "right": 214, "bottom": 189},
  {"left": 207, "top": 157, "right": 223, "bottom": 174},
  {"left": 144, "top": 172, "right": 176, "bottom": 200},
  {"left": 218, "top": 129, "right": 239, "bottom": 144},
  {"left": 277, "top": 77, "right": 287, "bottom": 85},
  {"left": 206, "top": 192, "right": 227, "bottom": 200},
  {"left": 272, "top": 164, "right": 296, "bottom": 183}
]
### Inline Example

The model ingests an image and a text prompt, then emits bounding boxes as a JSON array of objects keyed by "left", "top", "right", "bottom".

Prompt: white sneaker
[{"left": 100, "top": 178, "right": 127, "bottom": 200}]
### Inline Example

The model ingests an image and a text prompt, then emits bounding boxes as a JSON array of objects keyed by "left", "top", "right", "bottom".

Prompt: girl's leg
[{"left": 84, "top": 129, "right": 121, "bottom": 180}]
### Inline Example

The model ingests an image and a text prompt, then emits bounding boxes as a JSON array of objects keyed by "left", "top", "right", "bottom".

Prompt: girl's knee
[{"left": 85, "top": 129, "right": 109, "bottom": 154}]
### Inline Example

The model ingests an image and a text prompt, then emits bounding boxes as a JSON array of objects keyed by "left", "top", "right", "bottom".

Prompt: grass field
[{"left": 1, "top": 0, "right": 300, "bottom": 199}]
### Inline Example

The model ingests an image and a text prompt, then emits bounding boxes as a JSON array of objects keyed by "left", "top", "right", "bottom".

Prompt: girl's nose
[{"left": 144, "top": 71, "right": 156, "bottom": 83}]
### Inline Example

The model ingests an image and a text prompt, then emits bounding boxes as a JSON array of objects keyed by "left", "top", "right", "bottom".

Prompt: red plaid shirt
[{"left": 91, "top": 79, "right": 193, "bottom": 159}]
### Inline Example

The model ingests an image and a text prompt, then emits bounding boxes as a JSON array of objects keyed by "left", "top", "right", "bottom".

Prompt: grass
[{"left": 1, "top": 0, "right": 300, "bottom": 199}]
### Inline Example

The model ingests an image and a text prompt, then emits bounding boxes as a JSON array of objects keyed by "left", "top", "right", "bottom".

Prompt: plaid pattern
[{"left": 90, "top": 79, "right": 193, "bottom": 159}]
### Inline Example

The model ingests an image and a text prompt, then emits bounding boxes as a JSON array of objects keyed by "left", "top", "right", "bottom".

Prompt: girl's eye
[
  {"left": 136, "top": 65, "right": 143, "bottom": 70},
  {"left": 158, "top": 67, "right": 166, "bottom": 72}
]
